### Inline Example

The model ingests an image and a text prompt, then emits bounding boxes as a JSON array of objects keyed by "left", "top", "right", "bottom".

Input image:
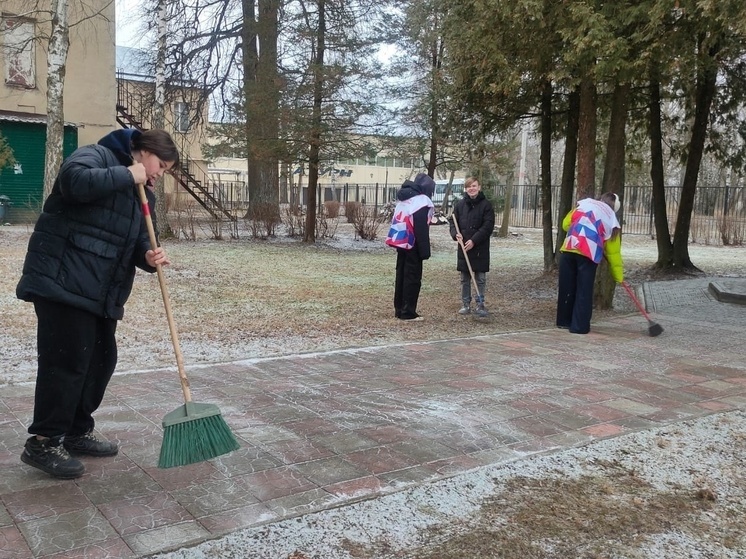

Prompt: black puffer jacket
[
  {"left": 449, "top": 191, "right": 495, "bottom": 273},
  {"left": 16, "top": 129, "right": 157, "bottom": 320}
]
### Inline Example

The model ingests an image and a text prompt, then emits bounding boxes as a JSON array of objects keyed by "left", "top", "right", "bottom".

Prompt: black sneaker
[
  {"left": 64, "top": 431, "right": 119, "bottom": 457},
  {"left": 21, "top": 436, "right": 85, "bottom": 479}
]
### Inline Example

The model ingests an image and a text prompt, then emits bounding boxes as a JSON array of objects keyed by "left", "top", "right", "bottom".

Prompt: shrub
[
  {"left": 353, "top": 205, "right": 385, "bottom": 241},
  {"left": 344, "top": 201, "right": 361, "bottom": 223},
  {"left": 324, "top": 200, "right": 341, "bottom": 218}
]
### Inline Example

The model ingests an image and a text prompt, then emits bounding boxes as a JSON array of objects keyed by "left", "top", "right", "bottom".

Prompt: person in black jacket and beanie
[
  {"left": 385, "top": 173, "right": 435, "bottom": 321},
  {"left": 16, "top": 128, "right": 179, "bottom": 479},
  {"left": 449, "top": 177, "right": 495, "bottom": 317}
]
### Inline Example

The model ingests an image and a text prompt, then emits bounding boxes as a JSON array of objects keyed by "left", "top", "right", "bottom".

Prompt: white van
[{"left": 431, "top": 179, "right": 465, "bottom": 207}]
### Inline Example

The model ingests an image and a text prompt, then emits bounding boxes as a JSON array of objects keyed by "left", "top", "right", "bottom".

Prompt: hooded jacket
[
  {"left": 392, "top": 178, "right": 434, "bottom": 260},
  {"left": 16, "top": 129, "right": 157, "bottom": 320},
  {"left": 560, "top": 198, "right": 623, "bottom": 283},
  {"left": 449, "top": 191, "right": 495, "bottom": 273}
]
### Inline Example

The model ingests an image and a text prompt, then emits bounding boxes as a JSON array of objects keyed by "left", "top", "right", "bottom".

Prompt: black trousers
[
  {"left": 556, "top": 252, "right": 598, "bottom": 334},
  {"left": 29, "top": 300, "right": 118, "bottom": 438},
  {"left": 394, "top": 248, "right": 423, "bottom": 319}
]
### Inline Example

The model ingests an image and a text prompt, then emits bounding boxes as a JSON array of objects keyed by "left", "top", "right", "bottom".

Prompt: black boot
[{"left": 21, "top": 436, "right": 85, "bottom": 479}]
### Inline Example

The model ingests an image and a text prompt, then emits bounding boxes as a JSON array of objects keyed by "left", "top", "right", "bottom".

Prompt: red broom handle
[
  {"left": 137, "top": 183, "right": 192, "bottom": 403},
  {"left": 621, "top": 281, "right": 653, "bottom": 322}
]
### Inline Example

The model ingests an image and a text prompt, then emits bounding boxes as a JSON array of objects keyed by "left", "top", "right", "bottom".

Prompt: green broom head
[{"left": 158, "top": 401, "right": 240, "bottom": 469}]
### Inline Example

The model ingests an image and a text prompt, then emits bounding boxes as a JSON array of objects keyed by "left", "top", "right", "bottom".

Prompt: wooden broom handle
[
  {"left": 452, "top": 214, "right": 482, "bottom": 299},
  {"left": 137, "top": 183, "right": 193, "bottom": 403}
]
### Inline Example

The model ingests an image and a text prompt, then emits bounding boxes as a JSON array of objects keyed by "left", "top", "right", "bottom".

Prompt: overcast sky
[{"left": 115, "top": 0, "right": 147, "bottom": 48}]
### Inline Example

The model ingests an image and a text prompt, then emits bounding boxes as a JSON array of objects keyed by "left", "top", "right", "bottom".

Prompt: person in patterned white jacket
[
  {"left": 556, "top": 191, "right": 624, "bottom": 334},
  {"left": 386, "top": 173, "right": 435, "bottom": 321}
]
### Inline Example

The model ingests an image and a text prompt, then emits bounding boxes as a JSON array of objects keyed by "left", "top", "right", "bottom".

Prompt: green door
[{"left": 0, "top": 120, "right": 78, "bottom": 222}]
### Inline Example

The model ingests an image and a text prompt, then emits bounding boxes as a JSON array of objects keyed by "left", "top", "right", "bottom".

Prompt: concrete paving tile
[
  {"left": 0, "top": 424, "right": 28, "bottom": 467},
  {"left": 426, "top": 454, "right": 482, "bottom": 476},
  {"left": 236, "top": 423, "right": 302, "bottom": 445},
  {"left": 98, "top": 492, "right": 194, "bottom": 537},
  {"left": 264, "top": 487, "right": 338, "bottom": 518},
  {"left": 262, "top": 438, "right": 335, "bottom": 465},
  {"left": 378, "top": 465, "right": 439, "bottom": 489},
  {"left": 17, "top": 507, "right": 116, "bottom": 557},
  {"left": 0, "top": 504, "right": 11, "bottom": 528},
  {"left": 169, "top": 477, "right": 260, "bottom": 519},
  {"left": 283, "top": 418, "right": 342, "bottom": 438},
  {"left": 344, "top": 446, "right": 420, "bottom": 475},
  {"left": 198, "top": 502, "right": 276, "bottom": 535},
  {"left": 123, "top": 520, "right": 211, "bottom": 556},
  {"left": 386, "top": 439, "right": 460, "bottom": 464},
  {"left": 144, "top": 461, "right": 224, "bottom": 492},
  {"left": 0, "top": 524, "right": 33, "bottom": 559},
  {"left": 324, "top": 475, "right": 385, "bottom": 500},
  {"left": 290, "top": 456, "right": 370, "bottom": 487},
  {"left": 77, "top": 457, "right": 163, "bottom": 506},
  {"left": 214, "top": 444, "right": 285, "bottom": 479},
  {"left": 581, "top": 423, "right": 627, "bottom": 438},
  {"left": 310, "top": 431, "right": 382, "bottom": 455},
  {"left": 0, "top": 465, "right": 62, "bottom": 494},
  {"left": 642, "top": 405, "right": 708, "bottom": 423},
  {"left": 695, "top": 400, "right": 735, "bottom": 412},
  {"left": 544, "top": 428, "right": 595, "bottom": 448},
  {"left": 4, "top": 483, "right": 91, "bottom": 523},
  {"left": 242, "top": 466, "right": 316, "bottom": 502},
  {"left": 602, "top": 398, "right": 661, "bottom": 416}
]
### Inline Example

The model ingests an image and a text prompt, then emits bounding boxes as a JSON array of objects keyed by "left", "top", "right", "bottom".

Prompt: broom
[
  {"left": 451, "top": 214, "right": 486, "bottom": 315},
  {"left": 621, "top": 281, "right": 664, "bottom": 337},
  {"left": 136, "top": 183, "right": 240, "bottom": 468}
]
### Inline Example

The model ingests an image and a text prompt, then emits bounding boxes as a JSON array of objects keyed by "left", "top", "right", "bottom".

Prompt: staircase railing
[{"left": 115, "top": 72, "right": 240, "bottom": 224}]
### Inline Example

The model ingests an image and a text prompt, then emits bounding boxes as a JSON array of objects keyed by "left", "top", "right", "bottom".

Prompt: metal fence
[{"left": 278, "top": 182, "right": 746, "bottom": 246}]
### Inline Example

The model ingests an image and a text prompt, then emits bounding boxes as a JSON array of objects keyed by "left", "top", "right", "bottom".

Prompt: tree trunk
[
  {"left": 539, "top": 78, "right": 554, "bottom": 271},
  {"left": 426, "top": 37, "right": 443, "bottom": 177},
  {"left": 241, "top": 0, "right": 258, "bottom": 216},
  {"left": 43, "top": 0, "right": 69, "bottom": 200},
  {"left": 672, "top": 37, "right": 720, "bottom": 270},
  {"left": 244, "top": 0, "right": 281, "bottom": 225},
  {"left": 576, "top": 75, "right": 597, "bottom": 200},
  {"left": 255, "top": 0, "right": 280, "bottom": 210},
  {"left": 497, "top": 172, "right": 513, "bottom": 238},
  {"left": 554, "top": 85, "right": 580, "bottom": 264},
  {"left": 303, "top": 0, "right": 326, "bottom": 243},
  {"left": 595, "top": 81, "right": 630, "bottom": 310},
  {"left": 648, "top": 62, "right": 673, "bottom": 267}
]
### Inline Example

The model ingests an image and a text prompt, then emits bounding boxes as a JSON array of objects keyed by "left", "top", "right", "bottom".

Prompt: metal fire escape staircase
[{"left": 115, "top": 76, "right": 237, "bottom": 223}]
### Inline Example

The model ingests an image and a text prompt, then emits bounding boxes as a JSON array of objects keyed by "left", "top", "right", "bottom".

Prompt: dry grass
[{"left": 1, "top": 219, "right": 743, "bottom": 385}]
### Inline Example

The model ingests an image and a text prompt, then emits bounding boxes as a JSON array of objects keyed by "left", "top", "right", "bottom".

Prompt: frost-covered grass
[{"left": 1, "top": 222, "right": 743, "bottom": 386}]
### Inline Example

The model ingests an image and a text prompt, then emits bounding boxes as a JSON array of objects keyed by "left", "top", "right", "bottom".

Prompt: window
[
  {"left": 2, "top": 17, "right": 36, "bottom": 88},
  {"left": 174, "top": 101, "right": 189, "bottom": 132}
]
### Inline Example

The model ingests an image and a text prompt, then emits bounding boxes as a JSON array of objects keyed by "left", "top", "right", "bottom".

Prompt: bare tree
[{"left": 42, "top": 0, "right": 69, "bottom": 199}]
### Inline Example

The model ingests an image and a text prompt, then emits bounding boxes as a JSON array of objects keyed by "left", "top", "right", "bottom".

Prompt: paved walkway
[{"left": 1, "top": 279, "right": 745, "bottom": 559}]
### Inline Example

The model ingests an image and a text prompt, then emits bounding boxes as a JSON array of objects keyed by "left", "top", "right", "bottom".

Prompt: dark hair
[
  {"left": 599, "top": 191, "right": 620, "bottom": 212},
  {"left": 133, "top": 129, "right": 180, "bottom": 169}
]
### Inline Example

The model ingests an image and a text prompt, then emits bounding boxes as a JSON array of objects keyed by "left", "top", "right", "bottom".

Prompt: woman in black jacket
[
  {"left": 449, "top": 177, "right": 495, "bottom": 317},
  {"left": 16, "top": 128, "right": 179, "bottom": 479}
]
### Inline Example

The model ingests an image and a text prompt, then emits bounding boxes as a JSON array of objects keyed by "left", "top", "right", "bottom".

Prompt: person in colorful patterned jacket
[
  {"left": 556, "top": 191, "right": 623, "bottom": 334},
  {"left": 385, "top": 173, "right": 435, "bottom": 321}
]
